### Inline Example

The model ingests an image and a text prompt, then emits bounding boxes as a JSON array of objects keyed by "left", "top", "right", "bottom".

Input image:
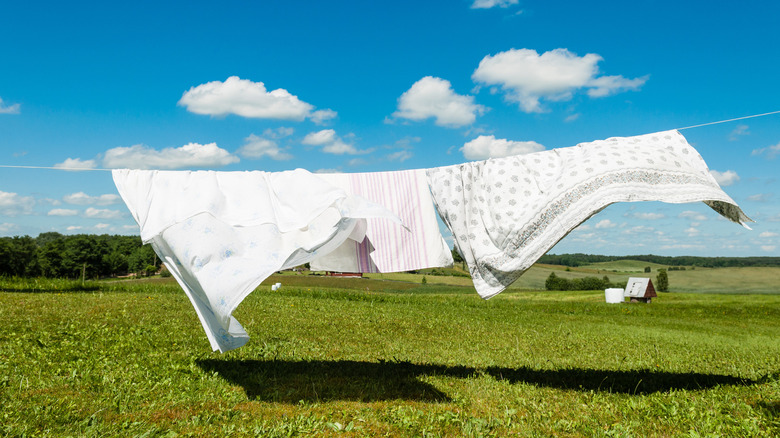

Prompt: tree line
[
  {"left": 538, "top": 253, "right": 780, "bottom": 268},
  {"left": 0, "top": 233, "right": 160, "bottom": 279}
]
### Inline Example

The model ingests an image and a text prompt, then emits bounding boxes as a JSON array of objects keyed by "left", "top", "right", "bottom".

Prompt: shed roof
[{"left": 624, "top": 277, "right": 657, "bottom": 298}]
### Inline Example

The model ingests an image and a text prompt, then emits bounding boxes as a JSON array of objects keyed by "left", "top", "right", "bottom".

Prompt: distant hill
[{"left": 538, "top": 253, "right": 780, "bottom": 268}]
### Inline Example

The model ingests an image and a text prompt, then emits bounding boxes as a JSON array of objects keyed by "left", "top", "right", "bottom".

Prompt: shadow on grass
[{"left": 197, "top": 358, "right": 757, "bottom": 403}]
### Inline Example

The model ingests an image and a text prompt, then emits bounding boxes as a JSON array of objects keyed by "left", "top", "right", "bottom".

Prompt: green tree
[
  {"left": 644, "top": 266, "right": 651, "bottom": 273},
  {"left": 656, "top": 268, "right": 669, "bottom": 292}
]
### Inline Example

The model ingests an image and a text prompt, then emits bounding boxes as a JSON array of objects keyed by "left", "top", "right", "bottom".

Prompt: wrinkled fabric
[
  {"left": 310, "top": 169, "right": 453, "bottom": 273},
  {"left": 113, "top": 168, "right": 401, "bottom": 352},
  {"left": 427, "top": 130, "right": 752, "bottom": 299}
]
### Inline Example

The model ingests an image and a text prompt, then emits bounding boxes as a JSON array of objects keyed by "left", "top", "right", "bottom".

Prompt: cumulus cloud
[
  {"left": 48, "top": 209, "right": 79, "bottom": 216},
  {"left": 679, "top": 211, "right": 708, "bottom": 221},
  {"left": 0, "top": 97, "right": 21, "bottom": 114},
  {"left": 94, "top": 223, "right": 111, "bottom": 230},
  {"left": 310, "top": 109, "right": 338, "bottom": 125},
  {"left": 0, "top": 223, "right": 18, "bottom": 233},
  {"left": 472, "top": 48, "right": 648, "bottom": 113},
  {"left": 102, "top": 143, "right": 239, "bottom": 169},
  {"left": 0, "top": 191, "right": 34, "bottom": 216},
  {"left": 84, "top": 207, "right": 122, "bottom": 220},
  {"left": 595, "top": 219, "right": 616, "bottom": 229},
  {"left": 751, "top": 142, "right": 780, "bottom": 159},
  {"left": 237, "top": 134, "right": 293, "bottom": 160},
  {"left": 471, "top": 0, "right": 518, "bottom": 8},
  {"left": 729, "top": 124, "right": 749, "bottom": 141},
  {"left": 302, "top": 129, "right": 360, "bottom": 155},
  {"left": 66, "top": 226, "right": 82, "bottom": 231},
  {"left": 623, "top": 225, "right": 655, "bottom": 235},
  {"left": 387, "top": 150, "right": 413, "bottom": 162},
  {"left": 53, "top": 158, "right": 98, "bottom": 171},
  {"left": 461, "top": 135, "right": 544, "bottom": 160},
  {"left": 709, "top": 169, "right": 739, "bottom": 186},
  {"left": 761, "top": 245, "right": 776, "bottom": 252},
  {"left": 747, "top": 193, "right": 772, "bottom": 202},
  {"left": 178, "top": 76, "right": 335, "bottom": 122},
  {"left": 63, "top": 192, "right": 120, "bottom": 206},
  {"left": 393, "top": 76, "right": 485, "bottom": 127},
  {"left": 759, "top": 231, "right": 778, "bottom": 238},
  {"left": 632, "top": 212, "right": 665, "bottom": 220},
  {"left": 685, "top": 227, "right": 700, "bottom": 237}
]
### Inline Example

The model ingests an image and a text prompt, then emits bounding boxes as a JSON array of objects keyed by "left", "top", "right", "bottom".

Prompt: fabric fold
[
  {"left": 113, "top": 168, "right": 401, "bottom": 352},
  {"left": 426, "top": 130, "right": 752, "bottom": 299},
  {"left": 310, "top": 169, "right": 453, "bottom": 273}
]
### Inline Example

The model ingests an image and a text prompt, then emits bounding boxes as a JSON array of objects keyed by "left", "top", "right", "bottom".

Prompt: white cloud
[
  {"left": 660, "top": 243, "right": 705, "bottom": 250},
  {"left": 393, "top": 76, "right": 485, "bottom": 127},
  {"left": 387, "top": 150, "right": 413, "bottom": 162},
  {"left": 471, "top": 0, "right": 518, "bottom": 8},
  {"left": 302, "top": 129, "right": 360, "bottom": 155},
  {"left": 94, "top": 223, "right": 111, "bottom": 230},
  {"left": 595, "top": 219, "right": 616, "bottom": 229},
  {"left": 586, "top": 75, "right": 649, "bottom": 98},
  {"left": 472, "top": 48, "right": 647, "bottom": 113},
  {"left": 632, "top": 212, "right": 665, "bottom": 220},
  {"left": 84, "top": 207, "right": 122, "bottom": 220},
  {"left": 564, "top": 113, "right": 580, "bottom": 122},
  {"left": 685, "top": 227, "right": 700, "bottom": 237},
  {"left": 53, "top": 158, "right": 98, "bottom": 171},
  {"left": 310, "top": 109, "right": 338, "bottom": 125},
  {"left": 679, "top": 210, "right": 708, "bottom": 221},
  {"left": 48, "top": 208, "right": 79, "bottom": 216},
  {"left": 264, "top": 127, "right": 294, "bottom": 139},
  {"left": 237, "top": 134, "right": 293, "bottom": 160},
  {"left": 752, "top": 142, "right": 780, "bottom": 159},
  {"left": 0, "top": 191, "right": 34, "bottom": 216},
  {"left": 623, "top": 225, "right": 655, "bottom": 235},
  {"left": 0, "top": 223, "right": 18, "bottom": 233},
  {"left": 759, "top": 231, "right": 778, "bottom": 238},
  {"left": 761, "top": 245, "right": 776, "bottom": 252},
  {"left": 63, "top": 192, "right": 120, "bottom": 206},
  {"left": 747, "top": 193, "right": 771, "bottom": 202},
  {"left": 103, "top": 143, "right": 239, "bottom": 169},
  {"left": 66, "top": 226, "right": 82, "bottom": 231},
  {"left": 0, "top": 97, "right": 21, "bottom": 114},
  {"left": 709, "top": 169, "right": 739, "bottom": 186},
  {"left": 461, "top": 135, "right": 544, "bottom": 160},
  {"left": 729, "top": 124, "right": 749, "bottom": 141},
  {"left": 178, "top": 76, "right": 335, "bottom": 122}
]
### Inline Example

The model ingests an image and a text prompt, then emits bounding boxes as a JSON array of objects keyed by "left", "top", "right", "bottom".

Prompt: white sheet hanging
[
  {"left": 310, "top": 169, "right": 453, "bottom": 273},
  {"left": 113, "top": 168, "right": 401, "bottom": 352},
  {"left": 426, "top": 130, "right": 752, "bottom": 299}
]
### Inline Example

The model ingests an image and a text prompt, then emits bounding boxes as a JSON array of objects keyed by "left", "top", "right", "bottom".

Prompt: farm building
[{"left": 624, "top": 277, "right": 657, "bottom": 303}]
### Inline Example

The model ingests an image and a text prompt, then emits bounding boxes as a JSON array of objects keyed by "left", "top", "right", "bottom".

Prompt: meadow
[{"left": 1, "top": 272, "right": 778, "bottom": 437}]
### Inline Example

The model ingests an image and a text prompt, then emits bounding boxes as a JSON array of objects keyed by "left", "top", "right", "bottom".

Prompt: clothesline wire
[
  {"left": 675, "top": 109, "right": 780, "bottom": 130},
  {"left": 1, "top": 110, "right": 779, "bottom": 171}
]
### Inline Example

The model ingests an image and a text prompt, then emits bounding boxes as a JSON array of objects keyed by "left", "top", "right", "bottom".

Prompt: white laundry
[
  {"left": 426, "top": 130, "right": 752, "bottom": 299},
  {"left": 113, "top": 168, "right": 401, "bottom": 352},
  {"left": 310, "top": 169, "right": 453, "bottom": 273}
]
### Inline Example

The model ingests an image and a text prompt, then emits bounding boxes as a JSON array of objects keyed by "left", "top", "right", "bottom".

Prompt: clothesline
[
  {"left": 675, "top": 109, "right": 780, "bottom": 130},
  {"left": 1, "top": 110, "right": 778, "bottom": 172}
]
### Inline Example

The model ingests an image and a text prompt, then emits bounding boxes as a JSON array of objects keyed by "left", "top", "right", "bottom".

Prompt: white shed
[{"left": 624, "top": 277, "right": 657, "bottom": 303}]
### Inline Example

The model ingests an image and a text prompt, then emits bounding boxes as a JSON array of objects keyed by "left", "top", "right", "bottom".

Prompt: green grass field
[{"left": 1, "top": 274, "right": 779, "bottom": 437}]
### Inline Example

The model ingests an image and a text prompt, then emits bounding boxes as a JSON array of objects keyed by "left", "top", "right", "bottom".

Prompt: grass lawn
[{"left": 1, "top": 276, "right": 778, "bottom": 436}]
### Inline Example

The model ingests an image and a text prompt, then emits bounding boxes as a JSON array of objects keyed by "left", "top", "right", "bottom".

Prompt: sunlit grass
[{"left": 0, "top": 276, "right": 778, "bottom": 436}]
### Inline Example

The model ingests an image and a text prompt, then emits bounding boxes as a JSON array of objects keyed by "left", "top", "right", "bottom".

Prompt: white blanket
[
  {"left": 310, "top": 169, "right": 453, "bottom": 273},
  {"left": 426, "top": 130, "right": 752, "bottom": 298},
  {"left": 113, "top": 168, "right": 400, "bottom": 352}
]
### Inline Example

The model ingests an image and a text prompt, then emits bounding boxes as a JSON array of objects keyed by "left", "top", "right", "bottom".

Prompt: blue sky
[{"left": 1, "top": 0, "right": 779, "bottom": 257}]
